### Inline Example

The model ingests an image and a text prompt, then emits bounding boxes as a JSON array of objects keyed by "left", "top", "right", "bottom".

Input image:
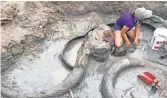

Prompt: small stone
[
  {"left": 1, "top": 52, "right": 15, "bottom": 71},
  {"left": 12, "top": 81, "right": 17, "bottom": 85},
  {"left": 20, "top": 67, "right": 24, "bottom": 70},
  {"left": 17, "top": 15, "right": 27, "bottom": 21},
  {"left": 39, "top": 26, "right": 43, "bottom": 29},
  {"left": 11, "top": 44, "right": 24, "bottom": 57},
  {"left": 40, "top": 91, "right": 46, "bottom": 94}
]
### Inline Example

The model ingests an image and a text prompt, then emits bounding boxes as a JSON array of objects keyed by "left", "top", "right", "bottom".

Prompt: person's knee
[
  {"left": 115, "top": 43, "right": 122, "bottom": 48},
  {"left": 115, "top": 41, "right": 122, "bottom": 48},
  {"left": 114, "top": 31, "right": 123, "bottom": 48}
]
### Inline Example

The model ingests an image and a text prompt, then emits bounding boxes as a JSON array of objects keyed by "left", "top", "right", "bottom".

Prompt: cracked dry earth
[{"left": 1, "top": 1, "right": 167, "bottom": 98}]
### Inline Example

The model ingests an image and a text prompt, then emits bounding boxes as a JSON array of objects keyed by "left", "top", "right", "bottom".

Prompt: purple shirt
[{"left": 115, "top": 12, "right": 135, "bottom": 29}]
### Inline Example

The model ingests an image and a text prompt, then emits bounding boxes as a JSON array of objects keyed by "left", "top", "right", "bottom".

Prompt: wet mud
[{"left": 1, "top": 1, "right": 167, "bottom": 98}]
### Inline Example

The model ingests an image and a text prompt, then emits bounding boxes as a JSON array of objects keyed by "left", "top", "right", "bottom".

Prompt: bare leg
[{"left": 114, "top": 30, "right": 123, "bottom": 48}]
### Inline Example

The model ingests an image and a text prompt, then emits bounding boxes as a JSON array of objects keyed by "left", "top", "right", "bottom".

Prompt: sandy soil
[{"left": 1, "top": 1, "right": 167, "bottom": 53}]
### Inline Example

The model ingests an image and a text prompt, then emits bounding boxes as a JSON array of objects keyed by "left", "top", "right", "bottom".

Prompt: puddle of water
[
  {"left": 2, "top": 39, "right": 70, "bottom": 95},
  {"left": 64, "top": 38, "right": 84, "bottom": 67}
]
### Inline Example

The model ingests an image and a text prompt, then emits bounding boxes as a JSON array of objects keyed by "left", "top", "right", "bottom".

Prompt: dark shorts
[
  {"left": 114, "top": 23, "right": 134, "bottom": 32},
  {"left": 114, "top": 24, "right": 123, "bottom": 31}
]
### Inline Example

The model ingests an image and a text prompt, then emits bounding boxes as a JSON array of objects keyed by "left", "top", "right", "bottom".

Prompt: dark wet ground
[{"left": 2, "top": 39, "right": 71, "bottom": 95}]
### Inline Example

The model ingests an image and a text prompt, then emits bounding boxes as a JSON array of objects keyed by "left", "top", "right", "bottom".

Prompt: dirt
[
  {"left": 1, "top": 1, "right": 167, "bottom": 98},
  {"left": 1, "top": 1, "right": 166, "bottom": 68},
  {"left": 2, "top": 39, "right": 70, "bottom": 95},
  {"left": 1, "top": 1, "right": 167, "bottom": 51}
]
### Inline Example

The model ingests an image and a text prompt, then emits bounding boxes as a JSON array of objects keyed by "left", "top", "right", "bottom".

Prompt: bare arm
[
  {"left": 121, "top": 25, "right": 131, "bottom": 46},
  {"left": 121, "top": 25, "right": 129, "bottom": 33},
  {"left": 134, "top": 23, "right": 140, "bottom": 45}
]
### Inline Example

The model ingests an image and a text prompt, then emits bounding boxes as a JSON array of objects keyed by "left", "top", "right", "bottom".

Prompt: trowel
[
  {"left": 160, "top": 53, "right": 167, "bottom": 59},
  {"left": 137, "top": 72, "right": 160, "bottom": 94},
  {"left": 160, "top": 44, "right": 167, "bottom": 59},
  {"left": 150, "top": 81, "right": 159, "bottom": 94}
]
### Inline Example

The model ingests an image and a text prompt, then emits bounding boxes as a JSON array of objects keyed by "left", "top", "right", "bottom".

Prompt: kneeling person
[{"left": 114, "top": 7, "right": 152, "bottom": 48}]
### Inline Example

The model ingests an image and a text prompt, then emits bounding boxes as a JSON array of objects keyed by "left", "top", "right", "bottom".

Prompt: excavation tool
[
  {"left": 160, "top": 44, "right": 167, "bottom": 59},
  {"left": 138, "top": 72, "right": 160, "bottom": 94},
  {"left": 160, "top": 53, "right": 167, "bottom": 59}
]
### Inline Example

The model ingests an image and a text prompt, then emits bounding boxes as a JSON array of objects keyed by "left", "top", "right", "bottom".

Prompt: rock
[
  {"left": 83, "top": 24, "right": 114, "bottom": 61},
  {"left": 17, "top": 15, "right": 27, "bottom": 21},
  {"left": 1, "top": 5, "right": 17, "bottom": 25},
  {"left": 12, "top": 81, "right": 17, "bottom": 85},
  {"left": 1, "top": 52, "right": 15, "bottom": 71},
  {"left": 11, "top": 44, "right": 24, "bottom": 57}
]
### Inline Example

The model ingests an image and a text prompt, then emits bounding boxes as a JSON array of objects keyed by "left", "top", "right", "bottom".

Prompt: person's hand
[
  {"left": 134, "top": 38, "right": 139, "bottom": 45},
  {"left": 126, "top": 41, "right": 131, "bottom": 46},
  {"left": 134, "top": 23, "right": 141, "bottom": 45}
]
